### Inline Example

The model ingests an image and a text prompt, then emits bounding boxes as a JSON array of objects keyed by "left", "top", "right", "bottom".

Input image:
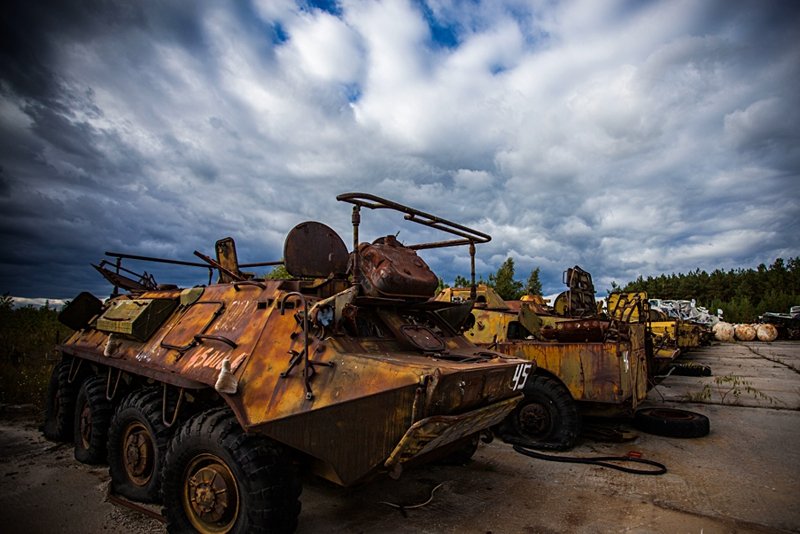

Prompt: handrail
[
  {"left": 233, "top": 280, "right": 267, "bottom": 291},
  {"left": 105, "top": 251, "right": 210, "bottom": 268},
  {"left": 336, "top": 192, "right": 491, "bottom": 248},
  {"left": 337, "top": 192, "right": 490, "bottom": 299},
  {"left": 194, "top": 334, "right": 238, "bottom": 349}
]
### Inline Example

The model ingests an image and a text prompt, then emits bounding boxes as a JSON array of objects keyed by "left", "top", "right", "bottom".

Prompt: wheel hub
[
  {"left": 184, "top": 455, "right": 239, "bottom": 533},
  {"left": 122, "top": 422, "right": 153, "bottom": 485},
  {"left": 519, "top": 402, "right": 551, "bottom": 436}
]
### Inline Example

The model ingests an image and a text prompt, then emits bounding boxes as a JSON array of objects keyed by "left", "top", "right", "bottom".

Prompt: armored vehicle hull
[{"left": 45, "top": 194, "right": 529, "bottom": 533}]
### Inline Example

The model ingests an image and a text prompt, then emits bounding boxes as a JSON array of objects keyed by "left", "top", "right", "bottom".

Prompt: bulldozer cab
[{"left": 553, "top": 266, "right": 596, "bottom": 317}]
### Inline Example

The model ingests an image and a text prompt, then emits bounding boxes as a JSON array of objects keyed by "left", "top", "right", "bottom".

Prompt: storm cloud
[{"left": 1, "top": 0, "right": 798, "bottom": 300}]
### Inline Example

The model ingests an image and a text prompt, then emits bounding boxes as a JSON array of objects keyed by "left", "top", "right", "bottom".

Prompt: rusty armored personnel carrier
[{"left": 43, "top": 193, "right": 530, "bottom": 533}]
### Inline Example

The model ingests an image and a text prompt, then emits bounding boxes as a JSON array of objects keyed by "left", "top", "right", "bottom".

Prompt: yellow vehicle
[
  {"left": 436, "top": 270, "right": 648, "bottom": 451},
  {"left": 607, "top": 292, "right": 709, "bottom": 373},
  {"left": 43, "top": 193, "right": 529, "bottom": 533}
]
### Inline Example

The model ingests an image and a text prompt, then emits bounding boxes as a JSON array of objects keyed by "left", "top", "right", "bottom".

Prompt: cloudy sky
[{"left": 1, "top": 0, "right": 798, "bottom": 303}]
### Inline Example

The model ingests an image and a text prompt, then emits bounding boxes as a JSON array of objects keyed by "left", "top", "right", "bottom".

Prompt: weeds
[
  {"left": 0, "top": 359, "right": 54, "bottom": 409},
  {"left": 0, "top": 296, "right": 72, "bottom": 409},
  {"left": 686, "top": 373, "right": 780, "bottom": 405}
]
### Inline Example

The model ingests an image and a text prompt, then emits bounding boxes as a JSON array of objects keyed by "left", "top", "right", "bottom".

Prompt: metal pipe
[
  {"left": 351, "top": 205, "right": 360, "bottom": 287},
  {"left": 106, "top": 251, "right": 210, "bottom": 268},
  {"left": 469, "top": 241, "right": 477, "bottom": 301}
]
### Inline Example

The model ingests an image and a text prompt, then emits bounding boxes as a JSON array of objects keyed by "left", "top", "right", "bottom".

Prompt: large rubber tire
[
  {"left": 73, "top": 375, "right": 113, "bottom": 464},
  {"left": 162, "top": 407, "right": 302, "bottom": 534},
  {"left": 42, "top": 360, "right": 77, "bottom": 442},
  {"left": 633, "top": 408, "right": 710, "bottom": 438},
  {"left": 508, "top": 374, "right": 580, "bottom": 451},
  {"left": 108, "top": 388, "right": 174, "bottom": 503}
]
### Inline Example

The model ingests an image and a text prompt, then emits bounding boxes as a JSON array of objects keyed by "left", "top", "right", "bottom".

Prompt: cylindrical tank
[
  {"left": 713, "top": 322, "right": 735, "bottom": 342},
  {"left": 756, "top": 323, "right": 778, "bottom": 342},
  {"left": 734, "top": 323, "right": 756, "bottom": 341}
]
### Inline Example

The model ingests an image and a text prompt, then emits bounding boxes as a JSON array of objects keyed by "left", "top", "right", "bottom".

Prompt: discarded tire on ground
[
  {"left": 41, "top": 360, "right": 78, "bottom": 442},
  {"left": 506, "top": 374, "right": 580, "bottom": 450},
  {"left": 633, "top": 408, "right": 710, "bottom": 438},
  {"left": 73, "top": 375, "right": 113, "bottom": 464},
  {"left": 107, "top": 388, "right": 175, "bottom": 503},
  {"left": 162, "top": 408, "right": 302, "bottom": 534},
  {"left": 667, "top": 362, "right": 712, "bottom": 377}
]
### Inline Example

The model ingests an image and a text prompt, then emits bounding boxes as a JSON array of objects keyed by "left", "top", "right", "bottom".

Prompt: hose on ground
[{"left": 513, "top": 444, "right": 667, "bottom": 475}]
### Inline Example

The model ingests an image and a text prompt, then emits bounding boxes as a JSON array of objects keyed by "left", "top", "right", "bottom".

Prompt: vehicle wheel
[
  {"left": 108, "top": 388, "right": 174, "bottom": 503},
  {"left": 633, "top": 408, "right": 710, "bottom": 438},
  {"left": 73, "top": 375, "right": 113, "bottom": 464},
  {"left": 42, "top": 360, "right": 77, "bottom": 442},
  {"left": 508, "top": 375, "right": 579, "bottom": 450},
  {"left": 162, "top": 407, "right": 302, "bottom": 534}
]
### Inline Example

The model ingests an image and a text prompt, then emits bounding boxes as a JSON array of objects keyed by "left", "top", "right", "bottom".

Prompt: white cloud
[
  {"left": 279, "top": 11, "right": 363, "bottom": 84},
  {"left": 452, "top": 169, "right": 494, "bottom": 190}
]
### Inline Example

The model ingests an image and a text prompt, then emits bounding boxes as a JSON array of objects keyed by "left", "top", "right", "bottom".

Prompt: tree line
[
  {"left": 445, "top": 256, "right": 800, "bottom": 324},
  {"left": 616, "top": 258, "right": 800, "bottom": 323},
  {"left": 263, "top": 255, "right": 800, "bottom": 324},
  {"left": 445, "top": 257, "right": 543, "bottom": 300}
]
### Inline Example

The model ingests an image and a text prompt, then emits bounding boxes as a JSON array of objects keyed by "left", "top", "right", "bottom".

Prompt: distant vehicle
[
  {"left": 608, "top": 292, "right": 712, "bottom": 366},
  {"left": 759, "top": 306, "right": 800, "bottom": 339},
  {"left": 436, "top": 266, "right": 649, "bottom": 451}
]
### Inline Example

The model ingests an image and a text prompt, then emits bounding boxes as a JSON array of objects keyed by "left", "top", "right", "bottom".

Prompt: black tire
[
  {"left": 42, "top": 360, "right": 77, "bottom": 442},
  {"left": 506, "top": 374, "right": 580, "bottom": 451},
  {"left": 667, "top": 363, "right": 712, "bottom": 377},
  {"left": 633, "top": 408, "right": 710, "bottom": 438},
  {"left": 162, "top": 407, "right": 302, "bottom": 534},
  {"left": 73, "top": 375, "right": 113, "bottom": 464},
  {"left": 108, "top": 388, "right": 174, "bottom": 503}
]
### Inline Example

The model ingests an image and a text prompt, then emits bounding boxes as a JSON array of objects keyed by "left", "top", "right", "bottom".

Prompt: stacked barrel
[{"left": 712, "top": 322, "right": 778, "bottom": 342}]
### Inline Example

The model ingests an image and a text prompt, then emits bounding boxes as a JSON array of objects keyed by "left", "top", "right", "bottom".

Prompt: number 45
[{"left": 511, "top": 363, "right": 533, "bottom": 391}]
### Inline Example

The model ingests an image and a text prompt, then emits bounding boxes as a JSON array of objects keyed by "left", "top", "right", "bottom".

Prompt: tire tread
[
  {"left": 162, "top": 407, "right": 301, "bottom": 533},
  {"left": 73, "top": 375, "right": 113, "bottom": 464}
]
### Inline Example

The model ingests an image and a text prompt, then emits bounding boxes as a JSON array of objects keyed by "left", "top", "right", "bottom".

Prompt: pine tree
[
  {"left": 265, "top": 265, "right": 292, "bottom": 280},
  {"left": 488, "top": 258, "right": 524, "bottom": 300},
  {"left": 525, "top": 267, "right": 543, "bottom": 296},
  {"left": 453, "top": 275, "right": 470, "bottom": 288}
]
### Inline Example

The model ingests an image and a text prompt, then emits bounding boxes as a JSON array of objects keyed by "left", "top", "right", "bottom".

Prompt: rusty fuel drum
[{"left": 46, "top": 193, "right": 529, "bottom": 533}]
